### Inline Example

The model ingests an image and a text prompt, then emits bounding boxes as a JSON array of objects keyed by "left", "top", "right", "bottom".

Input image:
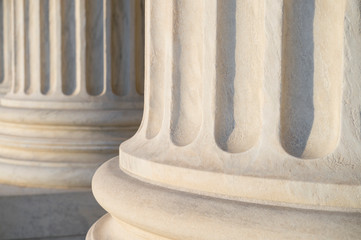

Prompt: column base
[
  {"left": 0, "top": 106, "right": 140, "bottom": 188},
  {"left": 88, "top": 157, "right": 361, "bottom": 240},
  {"left": 0, "top": 159, "right": 98, "bottom": 188},
  {"left": 87, "top": 214, "right": 169, "bottom": 240}
]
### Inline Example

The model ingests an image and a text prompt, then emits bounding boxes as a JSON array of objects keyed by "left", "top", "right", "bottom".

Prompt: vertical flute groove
[
  {"left": 0, "top": 0, "right": 4, "bottom": 86},
  {"left": 170, "top": 0, "right": 203, "bottom": 146},
  {"left": 144, "top": 0, "right": 170, "bottom": 139},
  {"left": 103, "top": 0, "right": 111, "bottom": 94},
  {"left": 3, "top": 0, "right": 15, "bottom": 93},
  {"left": 61, "top": 0, "right": 76, "bottom": 95},
  {"left": 110, "top": 0, "right": 130, "bottom": 96},
  {"left": 24, "top": 0, "right": 31, "bottom": 94},
  {"left": 75, "top": 0, "right": 86, "bottom": 95},
  {"left": 40, "top": 0, "right": 50, "bottom": 95},
  {"left": 135, "top": 0, "right": 144, "bottom": 95},
  {"left": 85, "top": 0, "right": 104, "bottom": 96},
  {"left": 214, "top": 0, "right": 264, "bottom": 153},
  {"left": 280, "top": 0, "right": 344, "bottom": 159}
]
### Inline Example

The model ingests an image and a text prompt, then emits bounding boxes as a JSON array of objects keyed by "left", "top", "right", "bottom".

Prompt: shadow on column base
[{"left": 88, "top": 157, "right": 361, "bottom": 240}]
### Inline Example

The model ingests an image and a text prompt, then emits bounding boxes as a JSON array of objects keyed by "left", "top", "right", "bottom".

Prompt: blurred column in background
[
  {"left": 0, "top": 0, "right": 10, "bottom": 94},
  {"left": 0, "top": 0, "right": 144, "bottom": 239},
  {"left": 88, "top": 0, "right": 361, "bottom": 239},
  {"left": 0, "top": 0, "right": 144, "bottom": 188}
]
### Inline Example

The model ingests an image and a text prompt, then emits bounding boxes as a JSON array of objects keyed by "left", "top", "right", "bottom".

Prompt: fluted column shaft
[
  {"left": 88, "top": 0, "right": 361, "bottom": 239},
  {"left": 0, "top": 0, "right": 12, "bottom": 94},
  {"left": 0, "top": 0, "right": 144, "bottom": 188}
]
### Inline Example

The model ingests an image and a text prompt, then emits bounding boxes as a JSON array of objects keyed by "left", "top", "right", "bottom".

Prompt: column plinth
[
  {"left": 89, "top": 0, "right": 361, "bottom": 239},
  {"left": 0, "top": 0, "right": 144, "bottom": 188}
]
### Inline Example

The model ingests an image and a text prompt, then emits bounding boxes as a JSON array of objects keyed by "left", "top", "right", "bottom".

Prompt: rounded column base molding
[
  {"left": 0, "top": 106, "right": 142, "bottom": 126},
  {"left": 120, "top": 145, "right": 361, "bottom": 210},
  {"left": 87, "top": 214, "right": 168, "bottom": 240},
  {"left": 88, "top": 157, "right": 361, "bottom": 240},
  {"left": 0, "top": 106, "right": 142, "bottom": 188},
  {"left": 0, "top": 159, "right": 97, "bottom": 188}
]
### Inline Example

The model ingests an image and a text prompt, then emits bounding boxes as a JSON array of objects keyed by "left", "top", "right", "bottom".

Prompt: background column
[
  {"left": 0, "top": 0, "right": 12, "bottom": 94},
  {"left": 0, "top": 0, "right": 144, "bottom": 188}
]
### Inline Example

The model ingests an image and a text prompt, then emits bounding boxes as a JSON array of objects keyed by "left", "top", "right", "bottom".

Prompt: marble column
[
  {"left": 0, "top": 0, "right": 11, "bottom": 94},
  {"left": 0, "top": 0, "right": 144, "bottom": 188},
  {"left": 88, "top": 0, "right": 361, "bottom": 239}
]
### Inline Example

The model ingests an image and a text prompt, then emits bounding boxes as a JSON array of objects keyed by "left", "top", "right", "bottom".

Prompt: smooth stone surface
[
  {"left": 88, "top": 158, "right": 361, "bottom": 240},
  {"left": 0, "top": 184, "right": 105, "bottom": 240}
]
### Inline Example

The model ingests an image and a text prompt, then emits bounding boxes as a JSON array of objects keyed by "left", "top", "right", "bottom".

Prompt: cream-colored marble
[
  {"left": 0, "top": 0, "right": 144, "bottom": 188},
  {"left": 0, "top": 0, "right": 11, "bottom": 94},
  {"left": 89, "top": 0, "right": 361, "bottom": 239}
]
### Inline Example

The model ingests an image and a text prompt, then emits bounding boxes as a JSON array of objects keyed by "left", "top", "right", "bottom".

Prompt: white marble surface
[{"left": 89, "top": 0, "right": 361, "bottom": 239}]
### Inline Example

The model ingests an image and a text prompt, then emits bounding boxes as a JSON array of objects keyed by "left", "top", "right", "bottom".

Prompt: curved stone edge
[
  {"left": 0, "top": 106, "right": 140, "bottom": 188},
  {"left": 119, "top": 148, "right": 361, "bottom": 210},
  {"left": 0, "top": 106, "right": 142, "bottom": 126},
  {"left": 0, "top": 96, "right": 144, "bottom": 110},
  {"left": 0, "top": 158, "right": 98, "bottom": 188},
  {"left": 90, "top": 157, "right": 361, "bottom": 240},
  {"left": 87, "top": 214, "right": 170, "bottom": 240}
]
